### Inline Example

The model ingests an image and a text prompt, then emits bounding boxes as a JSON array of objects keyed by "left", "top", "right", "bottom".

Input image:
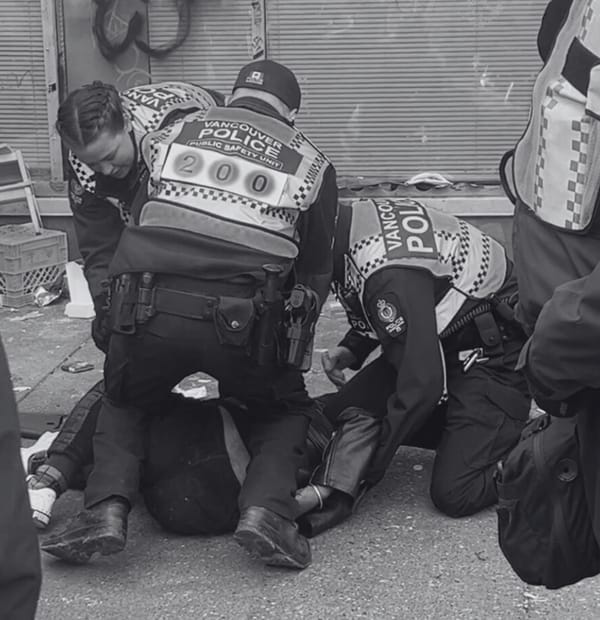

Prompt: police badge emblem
[{"left": 376, "top": 297, "right": 406, "bottom": 337}]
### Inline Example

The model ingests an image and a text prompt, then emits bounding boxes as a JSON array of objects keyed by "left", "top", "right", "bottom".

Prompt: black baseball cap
[{"left": 233, "top": 59, "right": 301, "bottom": 110}]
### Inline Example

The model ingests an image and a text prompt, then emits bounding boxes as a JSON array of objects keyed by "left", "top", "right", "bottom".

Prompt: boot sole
[
  {"left": 32, "top": 511, "right": 50, "bottom": 530},
  {"left": 233, "top": 528, "right": 310, "bottom": 570},
  {"left": 41, "top": 530, "right": 125, "bottom": 564}
]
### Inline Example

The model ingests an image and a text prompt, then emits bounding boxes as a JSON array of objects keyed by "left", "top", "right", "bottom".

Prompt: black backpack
[{"left": 495, "top": 413, "right": 600, "bottom": 589}]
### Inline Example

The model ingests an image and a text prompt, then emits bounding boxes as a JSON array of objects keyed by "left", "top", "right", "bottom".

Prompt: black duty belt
[{"left": 152, "top": 287, "right": 218, "bottom": 321}]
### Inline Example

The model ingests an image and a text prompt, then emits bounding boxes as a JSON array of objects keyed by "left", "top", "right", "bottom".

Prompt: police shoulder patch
[
  {"left": 70, "top": 177, "right": 84, "bottom": 196},
  {"left": 375, "top": 296, "right": 406, "bottom": 337},
  {"left": 69, "top": 178, "right": 85, "bottom": 207}
]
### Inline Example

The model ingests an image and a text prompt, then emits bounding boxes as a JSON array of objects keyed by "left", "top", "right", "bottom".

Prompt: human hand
[
  {"left": 294, "top": 483, "right": 334, "bottom": 516},
  {"left": 321, "top": 346, "right": 357, "bottom": 388}
]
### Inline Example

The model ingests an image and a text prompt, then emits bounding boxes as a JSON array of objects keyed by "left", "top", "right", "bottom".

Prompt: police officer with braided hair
[
  {"left": 295, "top": 198, "right": 530, "bottom": 531},
  {"left": 26, "top": 80, "right": 223, "bottom": 508},
  {"left": 56, "top": 80, "right": 223, "bottom": 351},
  {"left": 42, "top": 60, "right": 338, "bottom": 569}
]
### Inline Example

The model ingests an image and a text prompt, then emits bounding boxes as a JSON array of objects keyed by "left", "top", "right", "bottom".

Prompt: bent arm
[
  {"left": 364, "top": 267, "right": 445, "bottom": 483},
  {"left": 68, "top": 168, "right": 124, "bottom": 301},
  {"left": 520, "top": 265, "right": 600, "bottom": 404}
]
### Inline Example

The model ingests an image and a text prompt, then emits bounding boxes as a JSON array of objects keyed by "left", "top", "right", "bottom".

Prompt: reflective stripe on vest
[
  {"left": 345, "top": 198, "right": 508, "bottom": 334},
  {"left": 513, "top": 0, "right": 600, "bottom": 231},
  {"left": 139, "top": 106, "right": 330, "bottom": 258},
  {"left": 69, "top": 82, "right": 219, "bottom": 200}
]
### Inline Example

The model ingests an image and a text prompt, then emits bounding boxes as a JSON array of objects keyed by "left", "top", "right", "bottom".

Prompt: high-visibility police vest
[
  {"left": 69, "top": 82, "right": 219, "bottom": 220},
  {"left": 338, "top": 198, "right": 508, "bottom": 335},
  {"left": 512, "top": 1, "right": 600, "bottom": 231},
  {"left": 138, "top": 105, "right": 331, "bottom": 262}
]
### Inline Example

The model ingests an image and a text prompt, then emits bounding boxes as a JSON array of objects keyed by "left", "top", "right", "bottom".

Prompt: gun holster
[
  {"left": 282, "top": 285, "right": 319, "bottom": 372},
  {"left": 254, "top": 264, "right": 285, "bottom": 366}
]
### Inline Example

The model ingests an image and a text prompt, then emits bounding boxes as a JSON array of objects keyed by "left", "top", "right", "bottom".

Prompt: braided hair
[{"left": 56, "top": 81, "right": 125, "bottom": 148}]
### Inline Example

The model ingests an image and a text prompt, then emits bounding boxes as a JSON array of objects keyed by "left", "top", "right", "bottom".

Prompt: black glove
[{"left": 91, "top": 294, "right": 111, "bottom": 354}]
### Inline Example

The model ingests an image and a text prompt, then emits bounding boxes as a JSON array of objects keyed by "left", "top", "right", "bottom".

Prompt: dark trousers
[
  {"left": 0, "top": 336, "right": 41, "bottom": 620},
  {"left": 322, "top": 334, "right": 530, "bottom": 517},
  {"left": 512, "top": 201, "right": 600, "bottom": 334},
  {"left": 85, "top": 310, "right": 312, "bottom": 521},
  {"left": 43, "top": 382, "right": 324, "bottom": 536},
  {"left": 47, "top": 380, "right": 104, "bottom": 487}
]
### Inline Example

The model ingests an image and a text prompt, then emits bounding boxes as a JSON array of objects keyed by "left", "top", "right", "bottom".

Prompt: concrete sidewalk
[{"left": 3, "top": 299, "right": 600, "bottom": 620}]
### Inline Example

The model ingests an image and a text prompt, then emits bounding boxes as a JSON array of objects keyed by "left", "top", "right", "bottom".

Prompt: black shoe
[
  {"left": 41, "top": 497, "right": 129, "bottom": 564},
  {"left": 234, "top": 506, "right": 311, "bottom": 569},
  {"left": 297, "top": 491, "right": 354, "bottom": 538}
]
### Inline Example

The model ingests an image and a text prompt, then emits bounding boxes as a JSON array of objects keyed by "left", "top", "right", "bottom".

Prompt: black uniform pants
[
  {"left": 85, "top": 310, "right": 312, "bottom": 521},
  {"left": 42, "top": 380, "right": 330, "bottom": 536},
  {"left": 0, "top": 336, "right": 41, "bottom": 620},
  {"left": 322, "top": 331, "right": 530, "bottom": 518},
  {"left": 41, "top": 380, "right": 251, "bottom": 534}
]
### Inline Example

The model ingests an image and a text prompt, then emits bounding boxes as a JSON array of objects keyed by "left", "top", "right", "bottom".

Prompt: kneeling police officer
[{"left": 296, "top": 198, "right": 531, "bottom": 529}]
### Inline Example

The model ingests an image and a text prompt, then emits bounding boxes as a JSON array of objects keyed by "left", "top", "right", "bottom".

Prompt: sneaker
[
  {"left": 26, "top": 464, "right": 68, "bottom": 530},
  {"left": 20, "top": 431, "right": 59, "bottom": 474},
  {"left": 27, "top": 485, "right": 57, "bottom": 529}
]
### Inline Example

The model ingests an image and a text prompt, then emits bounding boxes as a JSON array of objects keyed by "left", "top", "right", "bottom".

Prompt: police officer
[
  {"left": 0, "top": 334, "right": 41, "bottom": 620},
  {"left": 297, "top": 198, "right": 530, "bottom": 525},
  {"left": 501, "top": 0, "right": 600, "bottom": 334},
  {"left": 42, "top": 60, "right": 338, "bottom": 570},
  {"left": 56, "top": 79, "right": 223, "bottom": 350},
  {"left": 26, "top": 80, "right": 224, "bottom": 510}
]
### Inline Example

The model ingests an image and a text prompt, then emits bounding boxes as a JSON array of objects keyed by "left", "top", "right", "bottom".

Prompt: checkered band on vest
[
  {"left": 122, "top": 82, "right": 218, "bottom": 137},
  {"left": 513, "top": 0, "right": 600, "bottom": 231},
  {"left": 156, "top": 180, "right": 298, "bottom": 227},
  {"left": 69, "top": 152, "right": 96, "bottom": 194},
  {"left": 343, "top": 199, "right": 508, "bottom": 337},
  {"left": 137, "top": 106, "right": 331, "bottom": 250}
]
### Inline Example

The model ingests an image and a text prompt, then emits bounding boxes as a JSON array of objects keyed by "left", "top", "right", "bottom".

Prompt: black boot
[
  {"left": 41, "top": 496, "right": 129, "bottom": 564},
  {"left": 234, "top": 506, "right": 311, "bottom": 569}
]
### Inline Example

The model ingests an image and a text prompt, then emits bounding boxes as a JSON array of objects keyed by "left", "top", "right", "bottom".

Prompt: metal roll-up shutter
[
  {"left": 267, "top": 0, "right": 547, "bottom": 181},
  {"left": 147, "top": 1, "right": 253, "bottom": 95},
  {"left": 0, "top": 1, "right": 50, "bottom": 177}
]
